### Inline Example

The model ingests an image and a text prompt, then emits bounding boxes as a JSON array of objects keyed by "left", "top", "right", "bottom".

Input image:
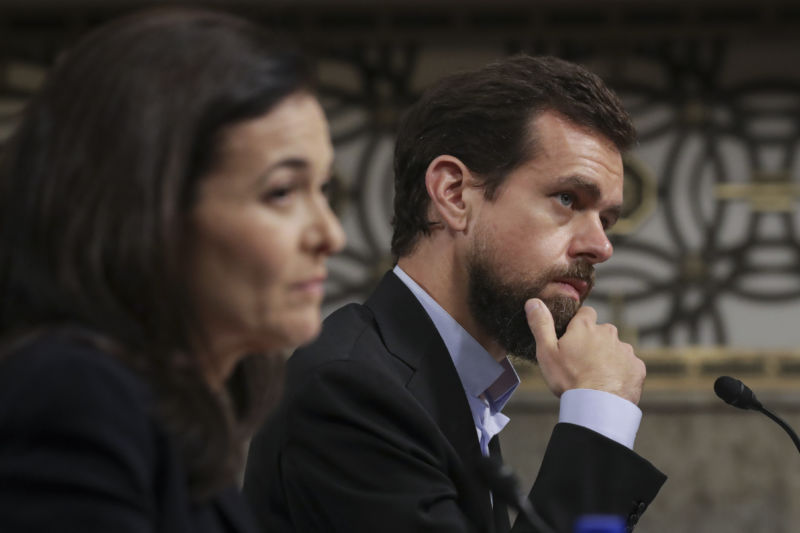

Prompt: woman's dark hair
[
  {"left": 0, "top": 8, "right": 313, "bottom": 500},
  {"left": 391, "top": 54, "right": 636, "bottom": 259}
]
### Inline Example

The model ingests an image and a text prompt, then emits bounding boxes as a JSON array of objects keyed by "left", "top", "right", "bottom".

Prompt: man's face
[{"left": 466, "top": 111, "right": 624, "bottom": 361}]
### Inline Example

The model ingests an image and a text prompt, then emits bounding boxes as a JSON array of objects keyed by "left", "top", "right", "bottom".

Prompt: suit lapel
[
  {"left": 365, "top": 271, "right": 495, "bottom": 531},
  {"left": 365, "top": 272, "right": 479, "bottom": 455},
  {"left": 212, "top": 487, "right": 258, "bottom": 533}
]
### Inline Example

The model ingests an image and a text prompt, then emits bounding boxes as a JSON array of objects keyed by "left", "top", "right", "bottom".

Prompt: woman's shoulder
[
  {"left": 0, "top": 331, "right": 159, "bottom": 458},
  {"left": 0, "top": 331, "right": 153, "bottom": 413},
  {"left": 0, "top": 331, "right": 168, "bottom": 529}
]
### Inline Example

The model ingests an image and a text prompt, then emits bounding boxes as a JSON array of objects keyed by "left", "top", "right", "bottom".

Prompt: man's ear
[{"left": 424, "top": 155, "right": 474, "bottom": 232}]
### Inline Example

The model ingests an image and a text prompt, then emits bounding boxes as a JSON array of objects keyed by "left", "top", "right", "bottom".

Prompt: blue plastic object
[{"left": 573, "top": 514, "right": 626, "bottom": 533}]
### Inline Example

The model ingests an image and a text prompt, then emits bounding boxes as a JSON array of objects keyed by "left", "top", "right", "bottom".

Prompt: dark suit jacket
[
  {"left": 243, "top": 272, "right": 666, "bottom": 533},
  {"left": 0, "top": 333, "right": 258, "bottom": 533}
]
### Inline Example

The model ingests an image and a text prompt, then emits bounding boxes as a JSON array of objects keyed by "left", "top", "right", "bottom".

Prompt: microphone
[
  {"left": 714, "top": 375, "right": 800, "bottom": 454},
  {"left": 713, "top": 375, "right": 762, "bottom": 410},
  {"left": 476, "top": 456, "right": 556, "bottom": 533}
]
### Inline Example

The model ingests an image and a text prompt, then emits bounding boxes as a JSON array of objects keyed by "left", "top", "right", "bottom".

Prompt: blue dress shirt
[{"left": 393, "top": 265, "right": 641, "bottom": 454}]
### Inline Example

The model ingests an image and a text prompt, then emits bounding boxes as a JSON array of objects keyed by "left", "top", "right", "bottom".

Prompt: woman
[{"left": 0, "top": 8, "right": 344, "bottom": 533}]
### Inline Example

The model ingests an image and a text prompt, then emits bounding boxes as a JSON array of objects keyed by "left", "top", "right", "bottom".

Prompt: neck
[
  {"left": 397, "top": 237, "right": 506, "bottom": 362},
  {"left": 190, "top": 330, "right": 246, "bottom": 392}
]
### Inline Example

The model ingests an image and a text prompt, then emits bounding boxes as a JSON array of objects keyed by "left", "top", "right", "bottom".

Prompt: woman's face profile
[{"left": 188, "top": 92, "right": 345, "bottom": 380}]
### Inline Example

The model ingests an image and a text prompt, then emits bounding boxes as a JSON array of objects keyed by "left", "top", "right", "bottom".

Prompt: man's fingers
[
  {"left": 572, "top": 304, "right": 597, "bottom": 325},
  {"left": 524, "top": 298, "right": 557, "bottom": 354}
]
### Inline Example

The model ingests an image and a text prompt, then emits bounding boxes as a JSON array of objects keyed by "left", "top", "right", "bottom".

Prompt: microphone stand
[
  {"left": 476, "top": 457, "right": 556, "bottom": 533},
  {"left": 715, "top": 375, "right": 800, "bottom": 455},
  {"left": 757, "top": 405, "right": 800, "bottom": 454}
]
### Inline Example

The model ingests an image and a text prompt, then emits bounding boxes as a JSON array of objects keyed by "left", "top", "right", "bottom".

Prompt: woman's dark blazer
[{"left": 0, "top": 333, "right": 258, "bottom": 533}]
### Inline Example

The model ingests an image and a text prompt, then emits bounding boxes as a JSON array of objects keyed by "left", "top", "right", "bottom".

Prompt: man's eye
[{"left": 557, "top": 192, "right": 574, "bottom": 207}]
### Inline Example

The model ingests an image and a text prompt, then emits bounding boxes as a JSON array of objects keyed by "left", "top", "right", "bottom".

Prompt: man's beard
[{"left": 466, "top": 241, "right": 594, "bottom": 362}]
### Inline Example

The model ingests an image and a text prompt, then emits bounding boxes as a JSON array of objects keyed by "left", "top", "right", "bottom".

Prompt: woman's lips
[{"left": 292, "top": 276, "right": 327, "bottom": 297}]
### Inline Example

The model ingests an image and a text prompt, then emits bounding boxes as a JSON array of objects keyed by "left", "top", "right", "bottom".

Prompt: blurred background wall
[{"left": 2, "top": 1, "right": 800, "bottom": 531}]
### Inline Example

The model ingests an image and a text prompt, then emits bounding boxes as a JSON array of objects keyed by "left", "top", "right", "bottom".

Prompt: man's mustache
[{"left": 548, "top": 261, "right": 595, "bottom": 290}]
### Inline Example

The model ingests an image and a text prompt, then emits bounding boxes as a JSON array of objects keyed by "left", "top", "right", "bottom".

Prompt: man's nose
[{"left": 568, "top": 214, "right": 613, "bottom": 264}]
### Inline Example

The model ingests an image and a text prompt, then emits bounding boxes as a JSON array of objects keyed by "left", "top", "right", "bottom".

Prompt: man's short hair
[{"left": 390, "top": 54, "right": 635, "bottom": 259}]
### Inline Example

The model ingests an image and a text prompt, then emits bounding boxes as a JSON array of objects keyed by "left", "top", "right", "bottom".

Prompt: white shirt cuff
[{"left": 558, "top": 388, "right": 642, "bottom": 450}]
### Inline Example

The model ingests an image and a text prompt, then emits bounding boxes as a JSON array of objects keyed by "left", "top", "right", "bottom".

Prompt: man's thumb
[{"left": 524, "top": 298, "right": 557, "bottom": 353}]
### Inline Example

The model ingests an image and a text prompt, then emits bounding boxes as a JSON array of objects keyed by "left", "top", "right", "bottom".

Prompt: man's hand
[{"left": 524, "top": 298, "right": 645, "bottom": 405}]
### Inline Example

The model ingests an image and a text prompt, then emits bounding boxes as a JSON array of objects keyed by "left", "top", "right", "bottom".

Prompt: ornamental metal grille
[{"left": 3, "top": 2, "right": 800, "bottom": 388}]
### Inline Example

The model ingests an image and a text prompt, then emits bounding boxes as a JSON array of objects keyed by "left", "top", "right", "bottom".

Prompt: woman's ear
[{"left": 424, "top": 155, "right": 474, "bottom": 232}]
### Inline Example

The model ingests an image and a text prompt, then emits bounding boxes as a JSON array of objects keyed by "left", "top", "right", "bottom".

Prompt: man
[{"left": 243, "top": 55, "right": 666, "bottom": 533}]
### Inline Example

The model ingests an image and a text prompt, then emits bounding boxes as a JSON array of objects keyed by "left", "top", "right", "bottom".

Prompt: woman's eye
[
  {"left": 320, "top": 179, "right": 339, "bottom": 204},
  {"left": 557, "top": 192, "right": 574, "bottom": 207},
  {"left": 320, "top": 181, "right": 331, "bottom": 200},
  {"left": 263, "top": 185, "right": 294, "bottom": 203}
]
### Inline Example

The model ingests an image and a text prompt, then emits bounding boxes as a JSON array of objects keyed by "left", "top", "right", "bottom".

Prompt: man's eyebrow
[
  {"left": 555, "top": 174, "right": 623, "bottom": 222},
  {"left": 553, "top": 175, "right": 601, "bottom": 200}
]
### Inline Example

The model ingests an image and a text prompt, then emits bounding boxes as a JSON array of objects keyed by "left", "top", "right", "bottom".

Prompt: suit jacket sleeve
[
  {"left": 514, "top": 422, "right": 666, "bottom": 533},
  {"left": 245, "top": 359, "right": 485, "bottom": 533},
  {"left": 0, "top": 341, "right": 159, "bottom": 532}
]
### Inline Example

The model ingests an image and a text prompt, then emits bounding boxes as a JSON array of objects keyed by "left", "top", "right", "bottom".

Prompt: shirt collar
[{"left": 392, "top": 265, "right": 519, "bottom": 414}]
